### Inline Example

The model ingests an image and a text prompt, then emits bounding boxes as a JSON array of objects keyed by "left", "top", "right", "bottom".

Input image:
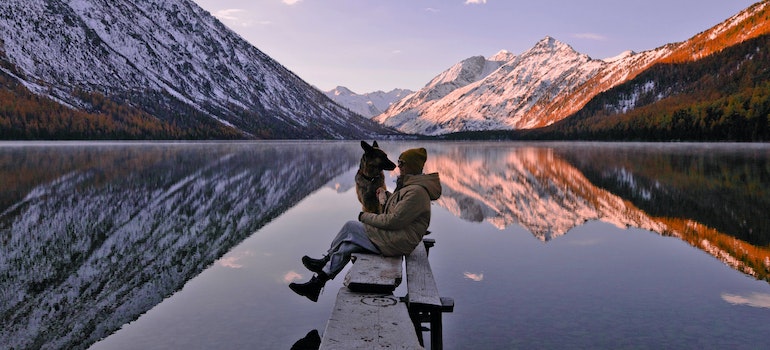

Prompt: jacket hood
[{"left": 401, "top": 173, "right": 442, "bottom": 200}]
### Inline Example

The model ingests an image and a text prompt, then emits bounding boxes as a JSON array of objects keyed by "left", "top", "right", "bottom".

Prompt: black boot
[
  {"left": 302, "top": 255, "right": 328, "bottom": 274},
  {"left": 289, "top": 273, "right": 328, "bottom": 302},
  {"left": 290, "top": 329, "right": 321, "bottom": 350}
]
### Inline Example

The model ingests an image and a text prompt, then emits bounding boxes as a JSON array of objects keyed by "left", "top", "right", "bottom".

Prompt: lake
[{"left": 1, "top": 141, "right": 769, "bottom": 349}]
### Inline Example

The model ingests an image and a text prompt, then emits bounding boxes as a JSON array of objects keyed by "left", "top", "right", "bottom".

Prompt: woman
[{"left": 289, "top": 147, "right": 442, "bottom": 302}]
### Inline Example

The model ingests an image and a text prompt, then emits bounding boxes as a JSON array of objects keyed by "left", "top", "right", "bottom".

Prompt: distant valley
[{"left": 323, "top": 86, "right": 413, "bottom": 119}]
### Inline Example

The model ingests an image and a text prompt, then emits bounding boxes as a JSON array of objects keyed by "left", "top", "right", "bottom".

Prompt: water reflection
[
  {"left": 427, "top": 144, "right": 664, "bottom": 239},
  {"left": 423, "top": 142, "right": 770, "bottom": 283},
  {"left": 0, "top": 142, "right": 358, "bottom": 350},
  {"left": 557, "top": 144, "right": 770, "bottom": 246},
  {"left": 722, "top": 292, "right": 770, "bottom": 308},
  {"left": 1, "top": 141, "right": 769, "bottom": 349}
]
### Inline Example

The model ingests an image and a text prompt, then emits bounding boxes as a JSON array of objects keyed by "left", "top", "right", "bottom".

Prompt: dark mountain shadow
[{"left": 555, "top": 143, "right": 770, "bottom": 246}]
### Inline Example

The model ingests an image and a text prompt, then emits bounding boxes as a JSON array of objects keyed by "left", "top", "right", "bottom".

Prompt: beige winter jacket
[{"left": 359, "top": 172, "right": 442, "bottom": 256}]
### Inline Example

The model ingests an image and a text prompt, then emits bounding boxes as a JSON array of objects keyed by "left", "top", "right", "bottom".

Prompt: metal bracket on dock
[
  {"left": 404, "top": 296, "right": 455, "bottom": 350},
  {"left": 402, "top": 238, "right": 454, "bottom": 350}
]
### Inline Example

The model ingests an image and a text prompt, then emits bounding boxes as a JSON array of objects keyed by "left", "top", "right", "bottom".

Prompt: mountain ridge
[
  {"left": 323, "top": 86, "right": 413, "bottom": 119},
  {"left": 372, "top": 2, "right": 770, "bottom": 136}
]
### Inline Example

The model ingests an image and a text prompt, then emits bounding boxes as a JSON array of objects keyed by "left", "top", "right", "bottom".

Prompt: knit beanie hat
[{"left": 399, "top": 148, "right": 427, "bottom": 173}]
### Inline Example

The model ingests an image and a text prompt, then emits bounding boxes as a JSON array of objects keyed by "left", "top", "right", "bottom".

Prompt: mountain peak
[
  {"left": 324, "top": 86, "right": 414, "bottom": 119},
  {"left": 331, "top": 86, "right": 356, "bottom": 95},
  {"left": 540, "top": 35, "right": 556, "bottom": 43},
  {"left": 530, "top": 36, "right": 578, "bottom": 55},
  {"left": 537, "top": 35, "right": 560, "bottom": 47},
  {"left": 489, "top": 49, "right": 516, "bottom": 62}
]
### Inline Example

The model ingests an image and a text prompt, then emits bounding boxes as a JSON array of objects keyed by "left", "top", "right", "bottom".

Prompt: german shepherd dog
[{"left": 355, "top": 141, "right": 397, "bottom": 213}]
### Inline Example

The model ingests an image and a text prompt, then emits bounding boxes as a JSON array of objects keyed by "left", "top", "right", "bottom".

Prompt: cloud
[
  {"left": 464, "top": 272, "right": 484, "bottom": 282},
  {"left": 572, "top": 33, "right": 608, "bottom": 41},
  {"left": 464, "top": 0, "right": 487, "bottom": 4},
  {"left": 211, "top": 9, "right": 268, "bottom": 27},
  {"left": 425, "top": 7, "right": 440, "bottom": 13},
  {"left": 722, "top": 292, "right": 770, "bottom": 309},
  {"left": 217, "top": 250, "right": 255, "bottom": 269},
  {"left": 283, "top": 0, "right": 302, "bottom": 5},
  {"left": 213, "top": 9, "right": 245, "bottom": 21},
  {"left": 284, "top": 270, "right": 304, "bottom": 283},
  {"left": 219, "top": 256, "right": 244, "bottom": 269}
]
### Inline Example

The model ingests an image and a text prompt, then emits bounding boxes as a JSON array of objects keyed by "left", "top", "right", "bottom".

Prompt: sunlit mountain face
[
  {"left": 374, "top": 3, "right": 770, "bottom": 136},
  {"left": 422, "top": 142, "right": 770, "bottom": 281}
]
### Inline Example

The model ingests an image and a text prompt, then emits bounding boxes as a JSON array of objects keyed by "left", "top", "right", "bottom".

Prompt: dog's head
[{"left": 360, "top": 141, "right": 396, "bottom": 171}]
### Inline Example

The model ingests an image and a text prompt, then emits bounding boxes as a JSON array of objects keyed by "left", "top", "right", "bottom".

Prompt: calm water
[{"left": 1, "top": 141, "right": 769, "bottom": 349}]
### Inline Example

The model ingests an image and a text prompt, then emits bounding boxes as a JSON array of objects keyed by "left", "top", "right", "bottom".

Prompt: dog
[{"left": 355, "top": 141, "right": 396, "bottom": 213}]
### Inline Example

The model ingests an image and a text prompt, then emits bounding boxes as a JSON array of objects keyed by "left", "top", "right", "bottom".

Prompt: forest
[{"left": 0, "top": 66, "right": 244, "bottom": 140}]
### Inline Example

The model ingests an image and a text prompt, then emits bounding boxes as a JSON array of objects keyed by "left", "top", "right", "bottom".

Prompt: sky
[{"left": 192, "top": 0, "right": 758, "bottom": 93}]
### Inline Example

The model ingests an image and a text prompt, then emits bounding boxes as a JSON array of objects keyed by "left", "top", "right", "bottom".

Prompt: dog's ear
[
  {"left": 361, "top": 140, "right": 373, "bottom": 152},
  {"left": 372, "top": 141, "right": 379, "bottom": 149}
]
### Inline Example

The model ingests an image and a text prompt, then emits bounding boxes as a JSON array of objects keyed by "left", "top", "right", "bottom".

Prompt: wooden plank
[
  {"left": 344, "top": 253, "right": 403, "bottom": 293},
  {"left": 320, "top": 287, "right": 423, "bottom": 350},
  {"left": 405, "top": 242, "right": 441, "bottom": 307}
]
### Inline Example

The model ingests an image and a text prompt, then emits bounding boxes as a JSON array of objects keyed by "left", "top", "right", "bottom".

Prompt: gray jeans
[{"left": 322, "top": 221, "right": 380, "bottom": 279}]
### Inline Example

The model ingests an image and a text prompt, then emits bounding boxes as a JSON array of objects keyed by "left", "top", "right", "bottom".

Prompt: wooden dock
[{"left": 319, "top": 238, "right": 454, "bottom": 350}]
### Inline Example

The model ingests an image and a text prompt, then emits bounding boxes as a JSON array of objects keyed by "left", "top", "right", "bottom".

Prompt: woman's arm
[{"left": 360, "top": 187, "right": 428, "bottom": 230}]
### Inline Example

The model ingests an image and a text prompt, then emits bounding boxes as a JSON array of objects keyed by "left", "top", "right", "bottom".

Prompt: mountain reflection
[
  {"left": 2, "top": 141, "right": 768, "bottom": 349},
  {"left": 0, "top": 142, "right": 358, "bottom": 350},
  {"left": 427, "top": 144, "right": 664, "bottom": 240},
  {"left": 426, "top": 142, "right": 770, "bottom": 282}
]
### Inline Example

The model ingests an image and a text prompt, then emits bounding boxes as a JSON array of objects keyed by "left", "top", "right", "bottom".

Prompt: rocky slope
[{"left": 0, "top": 0, "right": 393, "bottom": 139}]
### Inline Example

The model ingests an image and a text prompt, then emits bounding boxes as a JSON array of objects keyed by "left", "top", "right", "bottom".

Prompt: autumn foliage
[{"left": 0, "top": 68, "right": 242, "bottom": 140}]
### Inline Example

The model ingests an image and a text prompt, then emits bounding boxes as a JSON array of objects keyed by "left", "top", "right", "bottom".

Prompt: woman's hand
[{"left": 377, "top": 187, "right": 387, "bottom": 205}]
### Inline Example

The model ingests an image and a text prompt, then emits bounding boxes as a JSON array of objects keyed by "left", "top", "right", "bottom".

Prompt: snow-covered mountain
[
  {"left": 375, "top": 2, "right": 770, "bottom": 135},
  {"left": 376, "top": 38, "right": 620, "bottom": 134},
  {"left": 324, "top": 86, "right": 414, "bottom": 119},
  {"left": 0, "top": 0, "right": 393, "bottom": 139}
]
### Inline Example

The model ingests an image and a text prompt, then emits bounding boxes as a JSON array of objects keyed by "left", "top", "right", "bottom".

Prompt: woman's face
[{"left": 397, "top": 158, "right": 420, "bottom": 175}]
